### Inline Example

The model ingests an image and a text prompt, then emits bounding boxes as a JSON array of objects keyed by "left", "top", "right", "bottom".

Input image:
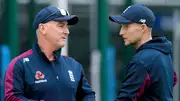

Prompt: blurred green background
[{"left": 0, "top": 0, "right": 180, "bottom": 101}]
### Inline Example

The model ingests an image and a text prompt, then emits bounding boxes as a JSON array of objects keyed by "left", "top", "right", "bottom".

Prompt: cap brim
[
  {"left": 53, "top": 15, "right": 78, "bottom": 25},
  {"left": 109, "top": 15, "right": 131, "bottom": 24}
]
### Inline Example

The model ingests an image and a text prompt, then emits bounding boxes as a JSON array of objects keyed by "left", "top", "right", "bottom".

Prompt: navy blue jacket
[
  {"left": 116, "top": 36, "right": 178, "bottom": 101},
  {"left": 5, "top": 44, "right": 95, "bottom": 101}
]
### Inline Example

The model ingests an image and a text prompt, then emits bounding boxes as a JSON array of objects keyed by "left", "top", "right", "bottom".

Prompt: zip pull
[{"left": 56, "top": 76, "right": 59, "bottom": 80}]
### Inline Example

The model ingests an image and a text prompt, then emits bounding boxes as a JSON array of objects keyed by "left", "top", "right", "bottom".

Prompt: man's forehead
[
  {"left": 56, "top": 21, "right": 68, "bottom": 24},
  {"left": 121, "top": 23, "right": 141, "bottom": 26},
  {"left": 120, "top": 23, "right": 144, "bottom": 29},
  {"left": 44, "top": 20, "right": 68, "bottom": 25},
  {"left": 121, "top": 23, "right": 131, "bottom": 26}
]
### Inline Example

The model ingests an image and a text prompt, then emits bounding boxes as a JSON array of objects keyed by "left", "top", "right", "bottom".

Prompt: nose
[
  {"left": 64, "top": 27, "right": 70, "bottom": 35},
  {"left": 119, "top": 27, "right": 125, "bottom": 36}
]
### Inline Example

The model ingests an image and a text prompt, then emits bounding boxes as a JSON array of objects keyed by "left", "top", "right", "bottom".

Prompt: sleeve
[
  {"left": 115, "top": 61, "right": 150, "bottom": 101},
  {"left": 76, "top": 64, "right": 96, "bottom": 101},
  {"left": 4, "top": 61, "right": 38, "bottom": 101}
]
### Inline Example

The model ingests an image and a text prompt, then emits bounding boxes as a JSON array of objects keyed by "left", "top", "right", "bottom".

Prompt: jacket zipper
[
  {"left": 51, "top": 61, "right": 61, "bottom": 94},
  {"left": 51, "top": 61, "right": 59, "bottom": 81}
]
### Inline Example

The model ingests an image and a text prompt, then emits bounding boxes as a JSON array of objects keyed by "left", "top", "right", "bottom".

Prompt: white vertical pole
[
  {"left": 89, "top": 0, "right": 100, "bottom": 101},
  {"left": 90, "top": 50, "right": 101, "bottom": 101},
  {"left": 52, "top": 0, "right": 68, "bottom": 56},
  {"left": 173, "top": 9, "right": 180, "bottom": 101}
]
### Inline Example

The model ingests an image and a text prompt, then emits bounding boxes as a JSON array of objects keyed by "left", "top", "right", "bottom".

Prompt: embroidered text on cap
[{"left": 57, "top": 8, "right": 69, "bottom": 16}]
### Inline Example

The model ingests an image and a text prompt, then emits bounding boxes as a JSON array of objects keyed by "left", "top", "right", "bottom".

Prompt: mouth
[
  {"left": 122, "top": 37, "right": 127, "bottom": 40},
  {"left": 62, "top": 37, "right": 66, "bottom": 40}
]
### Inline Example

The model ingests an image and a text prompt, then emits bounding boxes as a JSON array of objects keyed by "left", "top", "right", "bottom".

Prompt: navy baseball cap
[
  {"left": 33, "top": 6, "right": 78, "bottom": 29},
  {"left": 109, "top": 4, "right": 155, "bottom": 27}
]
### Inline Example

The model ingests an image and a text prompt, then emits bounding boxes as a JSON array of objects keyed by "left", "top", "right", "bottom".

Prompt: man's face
[
  {"left": 119, "top": 23, "right": 143, "bottom": 46},
  {"left": 44, "top": 21, "right": 69, "bottom": 50}
]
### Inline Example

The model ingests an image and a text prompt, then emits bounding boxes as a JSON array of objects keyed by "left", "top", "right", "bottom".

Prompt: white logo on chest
[
  {"left": 68, "top": 70, "right": 75, "bottom": 82},
  {"left": 23, "top": 58, "right": 29, "bottom": 63}
]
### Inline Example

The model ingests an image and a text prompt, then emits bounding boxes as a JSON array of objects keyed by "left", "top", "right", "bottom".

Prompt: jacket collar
[{"left": 32, "top": 43, "right": 61, "bottom": 63}]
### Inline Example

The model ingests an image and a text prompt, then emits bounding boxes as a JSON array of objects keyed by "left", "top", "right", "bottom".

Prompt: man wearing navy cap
[
  {"left": 109, "top": 4, "right": 178, "bottom": 101},
  {"left": 4, "top": 6, "right": 95, "bottom": 101}
]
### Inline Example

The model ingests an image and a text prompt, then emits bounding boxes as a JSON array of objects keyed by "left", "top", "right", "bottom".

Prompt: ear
[
  {"left": 39, "top": 23, "right": 47, "bottom": 35},
  {"left": 141, "top": 24, "right": 148, "bottom": 32}
]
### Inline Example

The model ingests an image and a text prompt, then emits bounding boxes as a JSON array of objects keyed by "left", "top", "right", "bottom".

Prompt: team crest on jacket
[
  {"left": 68, "top": 70, "right": 75, "bottom": 82},
  {"left": 35, "top": 71, "right": 47, "bottom": 84}
]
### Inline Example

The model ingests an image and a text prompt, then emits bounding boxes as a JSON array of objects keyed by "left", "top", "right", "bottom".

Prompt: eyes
[
  {"left": 56, "top": 22, "right": 69, "bottom": 28},
  {"left": 121, "top": 24, "right": 129, "bottom": 29},
  {"left": 57, "top": 24, "right": 68, "bottom": 28}
]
